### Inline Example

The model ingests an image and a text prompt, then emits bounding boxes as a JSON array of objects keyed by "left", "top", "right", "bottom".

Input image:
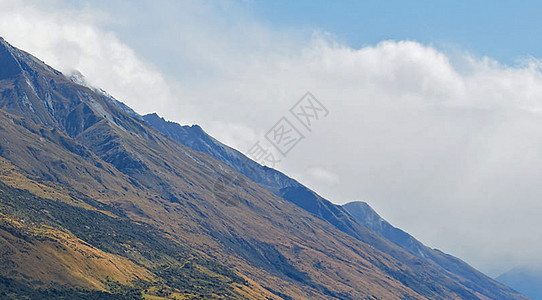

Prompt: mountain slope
[
  {"left": 141, "top": 114, "right": 409, "bottom": 255},
  {"left": 142, "top": 113, "right": 529, "bottom": 300},
  {"left": 343, "top": 201, "right": 529, "bottom": 300},
  {"left": 0, "top": 124, "right": 266, "bottom": 299},
  {"left": 0, "top": 37, "right": 530, "bottom": 299},
  {"left": 142, "top": 113, "right": 298, "bottom": 190},
  {"left": 0, "top": 110, "right": 428, "bottom": 299},
  {"left": 497, "top": 267, "right": 542, "bottom": 300}
]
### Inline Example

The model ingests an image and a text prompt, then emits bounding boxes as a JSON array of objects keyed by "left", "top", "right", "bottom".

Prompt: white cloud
[
  {"left": 0, "top": 0, "right": 195, "bottom": 122},
  {"left": 3, "top": 0, "right": 542, "bottom": 277},
  {"left": 305, "top": 166, "right": 340, "bottom": 186}
]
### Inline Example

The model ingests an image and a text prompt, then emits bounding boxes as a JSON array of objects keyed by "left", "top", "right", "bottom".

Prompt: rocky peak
[{"left": 0, "top": 37, "right": 23, "bottom": 80}]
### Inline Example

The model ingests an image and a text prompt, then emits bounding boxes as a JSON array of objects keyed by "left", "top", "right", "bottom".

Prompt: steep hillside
[
  {"left": 343, "top": 201, "right": 525, "bottom": 300},
  {"left": 142, "top": 112, "right": 529, "bottom": 300},
  {"left": 0, "top": 160, "right": 266, "bottom": 299},
  {"left": 142, "top": 113, "right": 298, "bottom": 189},
  {"left": 0, "top": 37, "right": 530, "bottom": 299}
]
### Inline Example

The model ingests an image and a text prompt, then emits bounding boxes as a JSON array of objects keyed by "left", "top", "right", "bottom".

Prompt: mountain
[
  {"left": 497, "top": 267, "right": 542, "bottom": 300},
  {"left": 343, "top": 201, "right": 530, "bottom": 300},
  {"left": 0, "top": 36, "right": 530, "bottom": 299},
  {"left": 141, "top": 114, "right": 413, "bottom": 248},
  {"left": 142, "top": 107, "right": 529, "bottom": 299},
  {"left": 142, "top": 113, "right": 298, "bottom": 190},
  {"left": 343, "top": 202, "right": 426, "bottom": 257}
]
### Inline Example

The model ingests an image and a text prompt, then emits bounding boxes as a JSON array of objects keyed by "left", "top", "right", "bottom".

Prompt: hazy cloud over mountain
[{"left": 3, "top": 0, "right": 542, "bottom": 277}]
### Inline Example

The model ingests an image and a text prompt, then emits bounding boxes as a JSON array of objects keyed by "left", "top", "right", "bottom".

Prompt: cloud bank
[{"left": 2, "top": 0, "right": 542, "bottom": 276}]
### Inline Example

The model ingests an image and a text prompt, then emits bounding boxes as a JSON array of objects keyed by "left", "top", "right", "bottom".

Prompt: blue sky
[{"left": 249, "top": 0, "right": 542, "bottom": 64}]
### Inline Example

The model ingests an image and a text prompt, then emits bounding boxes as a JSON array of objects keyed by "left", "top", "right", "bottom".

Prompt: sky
[
  {"left": 1, "top": 0, "right": 542, "bottom": 277},
  {"left": 251, "top": 0, "right": 542, "bottom": 64}
]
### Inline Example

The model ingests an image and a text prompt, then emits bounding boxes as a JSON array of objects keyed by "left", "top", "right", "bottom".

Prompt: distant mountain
[
  {"left": 497, "top": 267, "right": 542, "bottom": 300},
  {"left": 343, "top": 201, "right": 529, "bottom": 299},
  {"left": 0, "top": 36, "right": 530, "bottom": 299}
]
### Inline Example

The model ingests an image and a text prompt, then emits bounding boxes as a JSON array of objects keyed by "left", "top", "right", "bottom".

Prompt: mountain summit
[{"left": 0, "top": 37, "right": 529, "bottom": 299}]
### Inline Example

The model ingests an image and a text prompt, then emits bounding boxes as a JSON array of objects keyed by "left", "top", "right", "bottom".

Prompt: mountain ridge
[
  {"left": 0, "top": 36, "right": 530, "bottom": 299},
  {"left": 142, "top": 104, "right": 529, "bottom": 300}
]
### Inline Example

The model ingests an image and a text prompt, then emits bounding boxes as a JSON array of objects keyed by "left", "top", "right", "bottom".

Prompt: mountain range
[{"left": 0, "top": 37, "right": 530, "bottom": 299}]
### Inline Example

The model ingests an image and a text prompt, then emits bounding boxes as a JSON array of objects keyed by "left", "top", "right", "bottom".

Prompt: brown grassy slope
[
  {"left": 0, "top": 108, "right": 485, "bottom": 299},
  {"left": 0, "top": 165, "right": 275, "bottom": 299},
  {"left": 0, "top": 215, "right": 153, "bottom": 290}
]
